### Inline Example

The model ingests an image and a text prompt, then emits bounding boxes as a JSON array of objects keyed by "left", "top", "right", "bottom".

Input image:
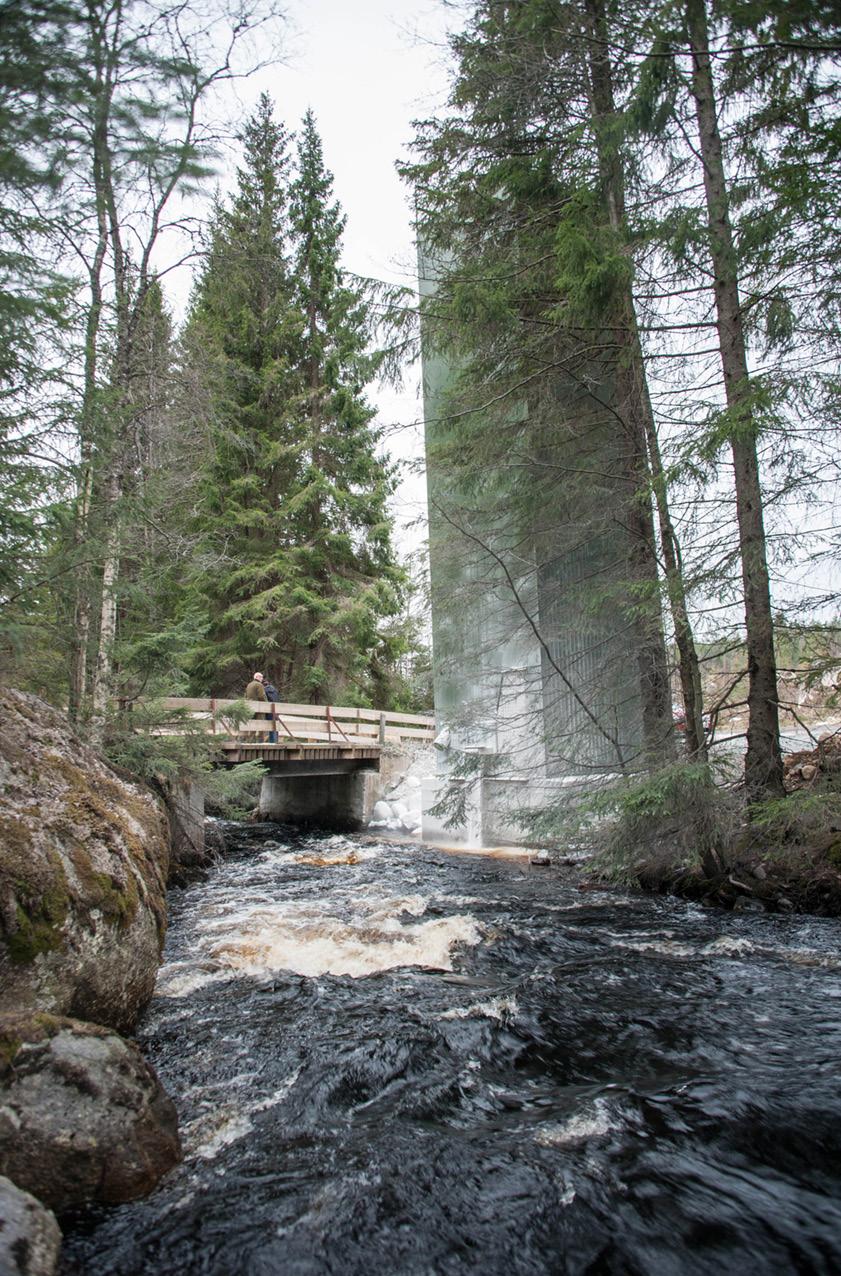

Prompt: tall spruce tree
[
  {"left": 0, "top": 0, "right": 75, "bottom": 648},
  {"left": 684, "top": 0, "right": 784, "bottom": 799},
  {"left": 188, "top": 99, "right": 403, "bottom": 703},
  {"left": 286, "top": 109, "right": 404, "bottom": 701},
  {"left": 404, "top": 0, "right": 676, "bottom": 775},
  {"left": 627, "top": 0, "right": 841, "bottom": 797}
]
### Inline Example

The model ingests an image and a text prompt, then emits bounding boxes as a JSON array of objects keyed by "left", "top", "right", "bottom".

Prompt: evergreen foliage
[
  {"left": 187, "top": 97, "right": 404, "bottom": 704},
  {"left": 403, "top": 0, "right": 676, "bottom": 778},
  {"left": 0, "top": 0, "right": 838, "bottom": 866},
  {"left": 403, "top": 0, "right": 841, "bottom": 818},
  {"left": 0, "top": 0, "right": 76, "bottom": 647}
]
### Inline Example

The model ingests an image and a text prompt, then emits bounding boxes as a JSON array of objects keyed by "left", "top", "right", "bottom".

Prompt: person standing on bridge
[
  {"left": 263, "top": 676, "right": 280, "bottom": 744},
  {"left": 245, "top": 671, "right": 271, "bottom": 742},
  {"left": 245, "top": 671, "right": 267, "bottom": 701}
]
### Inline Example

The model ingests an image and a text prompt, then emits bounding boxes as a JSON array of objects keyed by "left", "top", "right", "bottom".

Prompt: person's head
[{"left": 253, "top": 672, "right": 264, "bottom": 682}]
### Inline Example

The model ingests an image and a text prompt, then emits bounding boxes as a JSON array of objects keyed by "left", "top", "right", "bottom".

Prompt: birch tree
[{"left": 46, "top": 0, "right": 284, "bottom": 738}]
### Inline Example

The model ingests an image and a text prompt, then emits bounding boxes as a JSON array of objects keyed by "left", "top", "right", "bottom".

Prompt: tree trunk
[
  {"left": 641, "top": 382, "right": 707, "bottom": 760},
  {"left": 89, "top": 491, "right": 120, "bottom": 745},
  {"left": 584, "top": 0, "right": 676, "bottom": 770},
  {"left": 687, "top": 0, "right": 784, "bottom": 798},
  {"left": 68, "top": 11, "right": 112, "bottom": 722}
]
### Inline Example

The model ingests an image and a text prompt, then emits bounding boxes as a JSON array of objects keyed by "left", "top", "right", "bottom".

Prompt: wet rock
[
  {"left": 733, "top": 896, "right": 766, "bottom": 913},
  {"left": 530, "top": 850, "right": 551, "bottom": 867},
  {"left": 371, "top": 801, "right": 392, "bottom": 823},
  {"left": 204, "top": 820, "right": 227, "bottom": 857},
  {"left": 162, "top": 779, "right": 207, "bottom": 879},
  {"left": 0, "top": 1175, "right": 61, "bottom": 1276},
  {"left": 400, "top": 814, "right": 421, "bottom": 833},
  {"left": 0, "top": 689, "right": 170, "bottom": 1034},
  {"left": 0, "top": 1014, "right": 181, "bottom": 1213}
]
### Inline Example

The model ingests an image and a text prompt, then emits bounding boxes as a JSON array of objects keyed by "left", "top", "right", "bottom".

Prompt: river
[{"left": 60, "top": 821, "right": 841, "bottom": 1275}]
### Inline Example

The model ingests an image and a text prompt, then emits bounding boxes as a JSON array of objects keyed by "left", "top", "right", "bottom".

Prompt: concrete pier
[
  {"left": 162, "top": 778, "right": 207, "bottom": 873},
  {"left": 259, "top": 766, "right": 380, "bottom": 831}
]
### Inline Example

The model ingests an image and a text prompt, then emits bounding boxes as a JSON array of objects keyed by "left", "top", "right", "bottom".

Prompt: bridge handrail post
[{"left": 379, "top": 712, "right": 386, "bottom": 745}]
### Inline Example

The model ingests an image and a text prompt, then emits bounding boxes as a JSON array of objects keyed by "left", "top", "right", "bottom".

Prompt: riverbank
[
  {"left": 376, "top": 736, "right": 841, "bottom": 920},
  {"left": 0, "top": 688, "right": 218, "bottom": 1273},
  {"left": 631, "top": 834, "right": 841, "bottom": 917},
  {"left": 580, "top": 740, "right": 841, "bottom": 918}
]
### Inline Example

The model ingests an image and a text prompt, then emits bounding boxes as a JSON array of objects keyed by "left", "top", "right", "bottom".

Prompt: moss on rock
[{"left": 0, "top": 687, "right": 171, "bottom": 1032}]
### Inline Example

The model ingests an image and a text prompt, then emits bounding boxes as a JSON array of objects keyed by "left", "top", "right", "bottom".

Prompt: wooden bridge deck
[{"left": 155, "top": 698, "right": 435, "bottom": 768}]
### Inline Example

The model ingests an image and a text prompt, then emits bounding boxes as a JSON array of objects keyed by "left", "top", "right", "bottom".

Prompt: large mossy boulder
[
  {"left": 0, "top": 688, "right": 170, "bottom": 1033},
  {"left": 0, "top": 1014, "right": 181, "bottom": 1212}
]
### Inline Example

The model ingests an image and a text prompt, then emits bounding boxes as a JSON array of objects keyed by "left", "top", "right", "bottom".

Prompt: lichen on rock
[
  {"left": 0, "top": 1013, "right": 181, "bottom": 1212},
  {"left": 0, "top": 688, "right": 170, "bottom": 1033},
  {"left": 0, "top": 1173, "right": 62, "bottom": 1276}
]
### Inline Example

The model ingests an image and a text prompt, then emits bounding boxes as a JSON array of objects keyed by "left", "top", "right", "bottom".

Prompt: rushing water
[{"left": 60, "top": 822, "right": 841, "bottom": 1275}]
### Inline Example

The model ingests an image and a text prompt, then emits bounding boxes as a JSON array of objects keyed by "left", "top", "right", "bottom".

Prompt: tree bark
[
  {"left": 584, "top": 0, "right": 676, "bottom": 770},
  {"left": 69, "top": 4, "right": 113, "bottom": 721},
  {"left": 687, "top": 0, "right": 784, "bottom": 798},
  {"left": 89, "top": 484, "right": 120, "bottom": 744},
  {"left": 641, "top": 379, "right": 707, "bottom": 760}
]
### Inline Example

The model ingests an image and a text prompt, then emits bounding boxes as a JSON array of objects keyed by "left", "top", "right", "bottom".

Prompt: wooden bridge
[
  {"left": 153, "top": 698, "right": 436, "bottom": 831},
  {"left": 158, "top": 698, "right": 435, "bottom": 766}
]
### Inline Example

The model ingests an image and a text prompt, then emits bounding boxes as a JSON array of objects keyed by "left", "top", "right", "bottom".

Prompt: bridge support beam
[{"left": 259, "top": 768, "right": 380, "bottom": 832}]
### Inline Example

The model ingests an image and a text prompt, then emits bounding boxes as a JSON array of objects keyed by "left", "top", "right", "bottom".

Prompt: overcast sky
[
  {"left": 158, "top": 1, "right": 834, "bottom": 621},
  {"left": 169, "top": 0, "right": 458, "bottom": 556}
]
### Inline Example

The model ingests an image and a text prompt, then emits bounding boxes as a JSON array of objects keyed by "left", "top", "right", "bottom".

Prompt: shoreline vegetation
[{"left": 548, "top": 730, "right": 841, "bottom": 918}]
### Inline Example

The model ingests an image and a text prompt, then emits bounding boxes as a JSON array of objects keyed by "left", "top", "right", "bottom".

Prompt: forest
[
  {"left": 1, "top": 0, "right": 840, "bottom": 889},
  {"left": 0, "top": 0, "right": 428, "bottom": 746}
]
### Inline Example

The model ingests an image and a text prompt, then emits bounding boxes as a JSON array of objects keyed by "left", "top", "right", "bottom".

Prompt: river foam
[
  {"left": 157, "top": 887, "right": 482, "bottom": 988},
  {"left": 209, "top": 906, "right": 481, "bottom": 978}
]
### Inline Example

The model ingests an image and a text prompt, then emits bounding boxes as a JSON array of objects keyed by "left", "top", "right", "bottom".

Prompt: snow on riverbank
[{"left": 367, "top": 743, "right": 436, "bottom": 835}]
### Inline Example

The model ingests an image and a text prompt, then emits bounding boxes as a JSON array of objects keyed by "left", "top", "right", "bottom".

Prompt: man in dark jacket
[{"left": 263, "top": 677, "right": 280, "bottom": 742}]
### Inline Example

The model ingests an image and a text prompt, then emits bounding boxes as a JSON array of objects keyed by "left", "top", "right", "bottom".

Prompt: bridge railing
[{"left": 156, "top": 698, "right": 435, "bottom": 748}]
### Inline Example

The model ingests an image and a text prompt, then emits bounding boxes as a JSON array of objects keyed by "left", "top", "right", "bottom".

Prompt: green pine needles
[{"left": 184, "top": 96, "right": 404, "bottom": 704}]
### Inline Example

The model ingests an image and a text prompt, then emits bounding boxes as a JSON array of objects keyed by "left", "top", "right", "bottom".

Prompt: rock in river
[
  {"left": 0, "top": 1014, "right": 181, "bottom": 1213},
  {"left": 0, "top": 688, "right": 170, "bottom": 1033},
  {"left": 0, "top": 1174, "right": 62, "bottom": 1276}
]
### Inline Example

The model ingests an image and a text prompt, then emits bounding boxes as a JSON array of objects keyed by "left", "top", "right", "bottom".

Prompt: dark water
[{"left": 60, "top": 824, "right": 841, "bottom": 1275}]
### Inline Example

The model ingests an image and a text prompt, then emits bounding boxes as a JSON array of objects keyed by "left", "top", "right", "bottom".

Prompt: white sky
[{"left": 166, "top": 0, "right": 458, "bottom": 558}]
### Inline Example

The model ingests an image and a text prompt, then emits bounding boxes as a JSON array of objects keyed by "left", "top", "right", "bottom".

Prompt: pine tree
[
  {"left": 684, "top": 0, "right": 784, "bottom": 798},
  {"left": 188, "top": 100, "right": 403, "bottom": 703},
  {"left": 0, "top": 0, "right": 75, "bottom": 638},
  {"left": 627, "top": 0, "right": 839, "bottom": 797},
  {"left": 404, "top": 0, "right": 676, "bottom": 774}
]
